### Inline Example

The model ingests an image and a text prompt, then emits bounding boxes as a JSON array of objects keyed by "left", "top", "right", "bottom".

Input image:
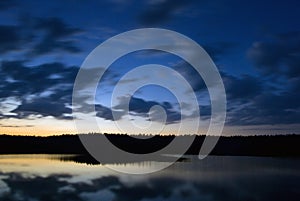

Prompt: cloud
[
  {"left": 79, "top": 96, "right": 182, "bottom": 124},
  {"left": 0, "top": 60, "right": 126, "bottom": 121},
  {"left": 172, "top": 56, "right": 299, "bottom": 126},
  {"left": 11, "top": 98, "right": 72, "bottom": 120},
  {"left": 32, "top": 17, "right": 82, "bottom": 55},
  {"left": 113, "top": 96, "right": 182, "bottom": 124},
  {"left": 221, "top": 31, "right": 300, "bottom": 126},
  {"left": 95, "top": 104, "right": 123, "bottom": 121},
  {"left": 0, "top": 60, "right": 78, "bottom": 98},
  {"left": 0, "top": 25, "right": 21, "bottom": 53},
  {"left": 248, "top": 31, "right": 300, "bottom": 78},
  {"left": 203, "top": 42, "right": 236, "bottom": 61},
  {"left": 0, "top": 61, "right": 78, "bottom": 120},
  {"left": 0, "top": 0, "right": 16, "bottom": 10},
  {"left": 138, "top": 0, "right": 193, "bottom": 25},
  {"left": 167, "top": 33, "right": 298, "bottom": 126},
  {"left": 1, "top": 166, "right": 299, "bottom": 201},
  {"left": 0, "top": 123, "right": 33, "bottom": 128},
  {"left": 0, "top": 16, "right": 82, "bottom": 56},
  {"left": 227, "top": 91, "right": 300, "bottom": 125},
  {"left": 172, "top": 42, "right": 234, "bottom": 93},
  {"left": 172, "top": 54, "right": 295, "bottom": 126},
  {"left": 172, "top": 61, "right": 207, "bottom": 93},
  {"left": 223, "top": 71, "right": 299, "bottom": 125},
  {"left": 224, "top": 72, "right": 300, "bottom": 125},
  {"left": 179, "top": 67, "right": 262, "bottom": 103},
  {"left": 224, "top": 74, "right": 262, "bottom": 101}
]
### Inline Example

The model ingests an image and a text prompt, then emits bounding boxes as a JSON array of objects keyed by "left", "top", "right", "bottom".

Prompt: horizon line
[{"left": 0, "top": 133, "right": 299, "bottom": 137}]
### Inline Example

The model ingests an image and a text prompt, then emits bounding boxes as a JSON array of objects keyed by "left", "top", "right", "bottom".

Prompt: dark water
[{"left": 0, "top": 155, "right": 299, "bottom": 201}]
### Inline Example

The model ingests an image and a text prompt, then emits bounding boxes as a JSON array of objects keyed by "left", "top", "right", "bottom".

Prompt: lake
[{"left": 0, "top": 155, "right": 299, "bottom": 201}]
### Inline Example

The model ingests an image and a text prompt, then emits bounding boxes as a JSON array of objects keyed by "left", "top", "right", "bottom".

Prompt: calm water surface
[{"left": 0, "top": 155, "right": 299, "bottom": 201}]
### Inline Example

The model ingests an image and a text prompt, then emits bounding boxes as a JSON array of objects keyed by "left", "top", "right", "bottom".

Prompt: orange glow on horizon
[{"left": 0, "top": 126, "right": 78, "bottom": 136}]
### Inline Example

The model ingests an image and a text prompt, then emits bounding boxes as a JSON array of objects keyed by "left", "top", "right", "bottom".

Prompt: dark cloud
[
  {"left": 35, "top": 18, "right": 80, "bottom": 39},
  {"left": 199, "top": 105, "right": 211, "bottom": 119},
  {"left": 0, "top": 123, "right": 33, "bottom": 128},
  {"left": 11, "top": 98, "right": 72, "bottom": 120},
  {"left": 0, "top": 0, "right": 16, "bottom": 10},
  {"left": 96, "top": 93, "right": 212, "bottom": 124},
  {"left": 224, "top": 74, "right": 262, "bottom": 101},
  {"left": 0, "top": 16, "right": 81, "bottom": 56},
  {"left": 81, "top": 96, "right": 182, "bottom": 124},
  {"left": 172, "top": 53, "right": 294, "bottom": 126},
  {"left": 128, "top": 97, "right": 162, "bottom": 114},
  {"left": 203, "top": 42, "right": 236, "bottom": 61},
  {"left": 171, "top": 61, "right": 248, "bottom": 123},
  {"left": 113, "top": 96, "right": 182, "bottom": 124},
  {"left": 172, "top": 41, "right": 236, "bottom": 93},
  {"left": 0, "top": 60, "right": 127, "bottom": 121},
  {"left": 223, "top": 71, "right": 299, "bottom": 125},
  {"left": 227, "top": 91, "right": 300, "bottom": 125},
  {"left": 248, "top": 31, "right": 300, "bottom": 78},
  {"left": 95, "top": 104, "right": 122, "bottom": 121},
  {"left": 33, "top": 17, "right": 82, "bottom": 55},
  {"left": 0, "top": 25, "right": 20, "bottom": 53},
  {"left": 0, "top": 61, "right": 78, "bottom": 120},
  {"left": 172, "top": 56, "right": 299, "bottom": 126},
  {"left": 139, "top": 0, "right": 193, "bottom": 25},
  {"left": 0, "top": 60, "right": 78, "bottom": 98},
  {"left": 172, "top": 61, "right": 207, "bottom": 92},
  {"left": 222, "top": 31, "right": 300, "bottom": 125}
]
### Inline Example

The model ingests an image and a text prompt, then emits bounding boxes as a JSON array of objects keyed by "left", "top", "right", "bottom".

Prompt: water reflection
[
  {"left": 57, "top": 154, "right": 190, "bottom": 165},
  {"left": 0, "top": 155, "right": 299, "bottom": 201}
]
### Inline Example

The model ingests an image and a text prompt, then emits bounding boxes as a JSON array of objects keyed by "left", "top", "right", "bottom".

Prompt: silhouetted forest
[{"left": 0, "top": 134, "right": 299, "bottom": 158}]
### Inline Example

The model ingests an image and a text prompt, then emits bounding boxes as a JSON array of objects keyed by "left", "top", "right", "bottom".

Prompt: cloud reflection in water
[{"left": 0, "top": 155, "right": 299, "bottom": 201}]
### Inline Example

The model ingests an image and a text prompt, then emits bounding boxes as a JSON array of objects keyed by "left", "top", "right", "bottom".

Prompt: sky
[{"left": 0, "top": 0, "right": 299, "bottom": 136}]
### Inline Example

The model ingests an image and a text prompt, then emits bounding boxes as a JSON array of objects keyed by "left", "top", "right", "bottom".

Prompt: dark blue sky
[{"left": 0, "top": 0, "right": 299, "bottom": 135}]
